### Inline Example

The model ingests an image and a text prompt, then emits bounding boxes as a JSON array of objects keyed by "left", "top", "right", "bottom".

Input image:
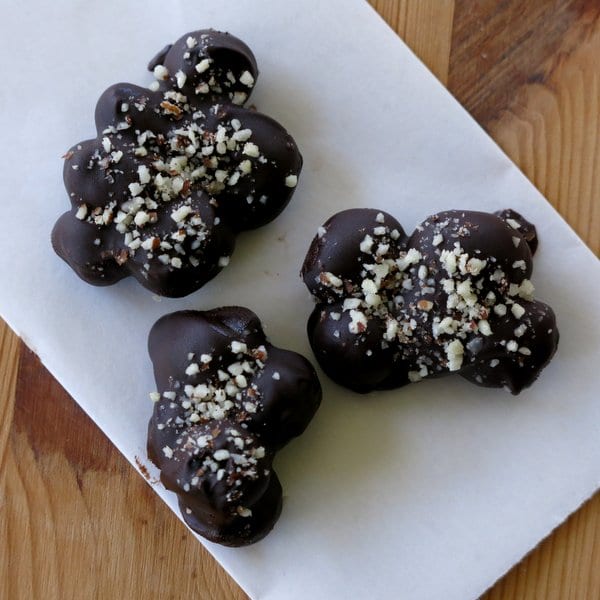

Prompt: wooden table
[{"left": 1, "top": 1, "right": 599, "bottom": 598}]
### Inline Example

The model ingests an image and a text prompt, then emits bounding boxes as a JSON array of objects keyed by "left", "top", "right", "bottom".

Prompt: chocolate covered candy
[
  {"left": 52, "top": 30, "right": 302, "bottom": 297},
  {"left": 147, "top": 307, "right": 321, "bottom": 546},
  {"left": 302, "top": 209, "right": 558, "bottom": 394}
]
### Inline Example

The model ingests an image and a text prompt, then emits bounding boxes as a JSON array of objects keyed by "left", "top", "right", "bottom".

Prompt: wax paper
[{"left": 1, "top": 1, "right": 599, "bottom": 599}]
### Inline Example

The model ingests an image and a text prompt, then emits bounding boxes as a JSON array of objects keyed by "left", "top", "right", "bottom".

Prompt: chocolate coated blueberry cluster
[
  {"left": 52, "top": 30, "right": 302, "bottom": 297},
  {"left": 302, "top": 208, "right": 558, "bottom": 394},
  {"left": 147, "top": 307, "right": 321, "bottom": 546}
]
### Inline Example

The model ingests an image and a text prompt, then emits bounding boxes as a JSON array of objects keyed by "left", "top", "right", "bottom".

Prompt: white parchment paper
[{"left": 1, "top": 1, "right": 599, "bottom": 599}]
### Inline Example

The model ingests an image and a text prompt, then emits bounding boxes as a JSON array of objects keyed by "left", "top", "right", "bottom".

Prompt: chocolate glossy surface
[
  {"left": 147, "top": 306, "right": 321, "bottom": 546},
  {"left": 302, "top": 209, "right": 558, "bottom": 394},
  {"left": 52, "top": 30, "right": 302, "bottom": 297}
]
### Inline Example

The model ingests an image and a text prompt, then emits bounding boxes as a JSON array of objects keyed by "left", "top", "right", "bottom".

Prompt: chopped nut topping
[
  {"left": 75, "top": 204, "right": 88, "bottom": 220},
  {"left": 153, "top": 65, "right": 169, "bottom": 80},
  {"left": 417, "top": 299, "right": 434, "bottom": 311},
  {"left": 150, "top": 335, "right": 275, "bottom": 498},
  {"left": 511, "top": 303, "right": 525, "bottom": 319},
  {"left": 239, "top": 71, "right": 255, "bottom": 87},
  {"left": 446, "top": 339, "right": 464, "bottom": 371},
  {"left": 309, "top": 210, "right": 546, "bottom": 384},
  {"left": 195, "top": 58, "right": 212, "bottom": 73},
  {"left": 160, "top": 100, "right": 183, "bottom": 118},
  {"left": 237, "top": 506, "right": 253, "bottom": 518},
  {"left": 285, "top": 174, "right": 298, "bottom": 188}
]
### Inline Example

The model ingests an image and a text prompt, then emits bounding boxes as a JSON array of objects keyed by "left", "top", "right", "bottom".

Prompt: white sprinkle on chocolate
[
  {"left": 231, "top": 341, "right": 247, "bottom": 354},
  {"left": 195, "top": 58, "right": 212, "bottom": 73},
  {"left": 134, "top": 211, "right": 150, "bottom": 227},
  {"left": 506, "top": 340, "right": 518, "bottom": 352},
  {"left": 237, "top": 506, "right": 253, "bottom": 518},
  {"left": 445, "top": 339, "right": 464, "bottom": 371},
  {"left": 232, "top": 128, "right": 252, "bottom": 142},
  {"left": 320, "top": 271, "right": 343, "bottom": 288},
  {"left": 285, "top": 174, "right": 298, "bottom": 188},
  {"left": 242, "top": 142, "right": 260, "bottom": 157},
  {"left": 360, "top": 235, "right": 374, "bottom": 254},
  {"left": 214, "top": 449, "right": 230, "bottom": 461},
  {"left": 239, "top": 71, "right": 255, "bottom": 87},
  {"left": 185, "top": 363, "right": 200, "bottom": 376},
  {"left": 175, "top": 70, "right": 187, "bottom": 89},
  {"left": 128, "top": 182, "right": 144, "bottom": 197},
  {"left": 349, "top": 309, "right": 368, "bottom": 334},
  {"left": 478, "top": 320, "right": 492, "bottom": 336},
  {"left": 153, "top": 64, "right": 169, "bottom": 80},
  {"left": 170, "top": 205, "right": 193, "bottom": 223},
  {"left": 494, "top": 304, "right": 507, "bottom": 316},
  {"left": 75, "top": 204, "right": 88, "bottom": 220},
  {"left": 511, "top": 303, "right": 525, "bottom": 319}
]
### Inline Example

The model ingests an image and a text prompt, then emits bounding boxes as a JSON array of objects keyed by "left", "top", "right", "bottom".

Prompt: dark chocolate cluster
[
  {"left": 52, "top": 30, "right": 302, "bottom": 297},
  {"left": 302, "top": 209, "right": 558, "bottom": 394},
  {"left": 147, "top": 307, "right": 321, "bottom": 546}
]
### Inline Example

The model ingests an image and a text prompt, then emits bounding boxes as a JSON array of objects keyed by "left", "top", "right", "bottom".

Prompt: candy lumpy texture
[
  {"left": 147, "top": 307, "right": 321, "bottom": 546},
  {"left": 52, "top": 30, "right": 302, "bottom": 297},
  {"left": 302, "top": 209, "right": 558, "bottom": 394}
]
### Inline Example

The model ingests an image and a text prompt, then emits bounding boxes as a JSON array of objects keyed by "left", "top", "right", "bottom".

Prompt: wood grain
[
  {"left": 369, "top": 0, "right": 455, "bottom": 84},
  {"left": 0, "top": 321, "right": 19, "bottom": 477},
  {"left": 448, "top": 0, "right": 600, "bottom": 125},
  {"left": 483, "top": 494, "right": 600, "bottom": 600},
  {"left": 1, "top": 2, "right": 599, "bottom": 599},
  {"left": 448, "top": 2, "right": 600, "bottom": 597},
  {"left": 449, "top": 2, "right": 600, "bottom": 598},
  {"left": 1, "top": 347, "right": 246, "bottom": 600},
  {"left": 488, "top": 15, "right": 600, "bottom": 255}
]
